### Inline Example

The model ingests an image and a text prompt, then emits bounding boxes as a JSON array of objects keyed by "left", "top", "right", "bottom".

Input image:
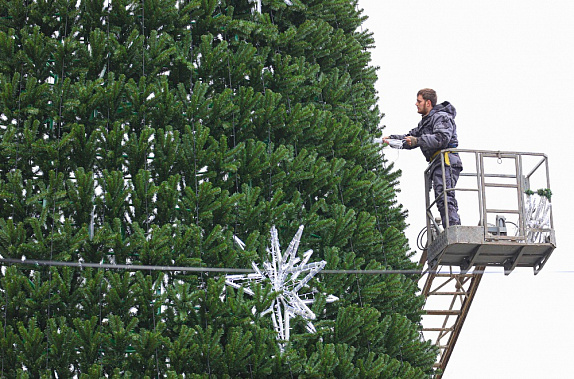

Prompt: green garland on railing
[{"left": 525, "top": 188, "right": 552, "bottom": 200}]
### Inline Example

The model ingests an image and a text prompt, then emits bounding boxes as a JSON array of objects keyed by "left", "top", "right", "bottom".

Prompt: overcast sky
[{"left": 358, "top": 1, "right": 574, "bottom": 377}]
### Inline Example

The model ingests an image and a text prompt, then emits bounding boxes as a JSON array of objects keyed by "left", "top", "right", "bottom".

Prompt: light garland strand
[{"left": 524, "top": 190, "right": 552, "bottom": 243}]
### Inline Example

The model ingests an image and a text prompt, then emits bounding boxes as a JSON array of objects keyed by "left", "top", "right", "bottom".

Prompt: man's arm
[
  {"left": 416, "top": 116, "right": 454, "bottom": 150},
  {"left": 404, "top": 135, "right": 418, "bottom": 147},
  {"left": 383, "top": 130, "right": 420, "bottom": 149}
]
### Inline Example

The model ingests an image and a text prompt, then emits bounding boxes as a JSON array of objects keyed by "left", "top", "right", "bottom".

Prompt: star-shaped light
[{"left": 225, "top": 225, "right": 337, "bottom": 347}]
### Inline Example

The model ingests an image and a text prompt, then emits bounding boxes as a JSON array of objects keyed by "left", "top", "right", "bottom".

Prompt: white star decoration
[{"left": 225, "top": 225, "right": 338, "bottom": 347}]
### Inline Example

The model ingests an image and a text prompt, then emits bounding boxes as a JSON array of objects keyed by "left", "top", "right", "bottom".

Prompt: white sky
[{"left": 358, "top": 1, "right": 574, "bottom": 377}]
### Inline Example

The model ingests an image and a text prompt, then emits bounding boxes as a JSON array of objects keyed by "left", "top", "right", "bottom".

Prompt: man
[{"left": 383, "top": 88, "right": 462, "bottom": 228}]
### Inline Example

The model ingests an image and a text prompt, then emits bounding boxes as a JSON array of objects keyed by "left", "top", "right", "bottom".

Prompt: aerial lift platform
[{"left": 419, "top": 149, "right": 555, "bottom": 377}]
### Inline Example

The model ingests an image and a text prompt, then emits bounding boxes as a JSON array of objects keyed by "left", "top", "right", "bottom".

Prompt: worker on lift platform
[{"left": 384, "top": 88, "right": 463, "bottom": 228}]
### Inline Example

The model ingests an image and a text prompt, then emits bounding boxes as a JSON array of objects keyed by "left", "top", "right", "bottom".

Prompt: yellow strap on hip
[{"left": 431, "top": 150, "right": 450, "bottom": 166}]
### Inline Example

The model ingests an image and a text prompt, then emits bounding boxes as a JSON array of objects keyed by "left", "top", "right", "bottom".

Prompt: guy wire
[
  {"left": 46, "top": 1, "right": 71, "bottom": 371},
  {"left": 188, "top": 15, "right": 212, "bottom": 376},
  {"left": 2, "top": 0, "right": 32, "bottom": 374},
  {"left": 0, "top": 257, "right": 545, "bottom": 276}
]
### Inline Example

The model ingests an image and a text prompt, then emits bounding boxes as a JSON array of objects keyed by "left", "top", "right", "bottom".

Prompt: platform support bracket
[
  {"left": 503, "top": 245, "right": 527, "bottom": 275},
  {"left": 459, "top": 244, "right": 484, "bottom": 273}
]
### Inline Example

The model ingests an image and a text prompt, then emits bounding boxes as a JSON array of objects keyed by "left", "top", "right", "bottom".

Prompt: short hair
[{"left": 417, "top": 88, "right": 437, "bottom": 107}]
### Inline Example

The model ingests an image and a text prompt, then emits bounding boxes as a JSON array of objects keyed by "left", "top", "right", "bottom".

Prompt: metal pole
[
  {"left": 425, "top": 167, "right": 433, "bottom": 246},
  {"left": 441, "top": 152, "right": 449, "bottom": 228},
  {"left": 474, "top": 151, "right": 483, "bottom": 227},
  {"left": 543, "top": 156, "right": 554, "bottom": 229},
  {"left": 479, "top": 152, "right": 488, "bottom": 239},
  {"left": 516, "top": 154, "right": 526, "bottom": 240}
]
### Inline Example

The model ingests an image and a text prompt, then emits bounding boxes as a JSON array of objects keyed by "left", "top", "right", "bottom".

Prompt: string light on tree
[
  {"left": 225, "top": 225, "right": 338, "bottom": 348},
  {"left": 250, "top": 0, "right": 293, "bottom": 14}
]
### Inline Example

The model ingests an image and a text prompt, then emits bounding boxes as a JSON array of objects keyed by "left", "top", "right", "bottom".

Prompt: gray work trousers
[{"left": 431, "top": 164, "right": 462, "bottom": 227}]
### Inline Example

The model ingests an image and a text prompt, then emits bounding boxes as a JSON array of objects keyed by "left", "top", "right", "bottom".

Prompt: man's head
[{"left": 416, "top": 88, "right": 437, "bottom": 116}]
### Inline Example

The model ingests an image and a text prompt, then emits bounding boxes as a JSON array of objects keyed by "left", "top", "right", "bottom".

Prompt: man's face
[{"left": 416, "top": 95, "right": 432, "bottom": 116}]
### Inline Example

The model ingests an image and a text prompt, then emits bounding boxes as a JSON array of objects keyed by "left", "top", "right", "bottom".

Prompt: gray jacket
[{"left": 390, "top": 101, "right": 462, "bottom": 168}]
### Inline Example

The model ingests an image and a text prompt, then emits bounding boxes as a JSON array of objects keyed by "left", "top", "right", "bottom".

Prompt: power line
[{"left": 1, "top": 257, "right": 564, "bottom": 275}]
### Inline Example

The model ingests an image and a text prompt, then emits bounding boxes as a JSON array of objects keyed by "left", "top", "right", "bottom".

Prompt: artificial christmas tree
[{"left": 0, "top": 0, "right": 437, "bottom": 376}]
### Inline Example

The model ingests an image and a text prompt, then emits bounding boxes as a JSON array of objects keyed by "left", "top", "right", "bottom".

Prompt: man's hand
[
  {"left": 404, "top": 136, "right": 418, "bottom": 147},
  {"left": 382, "top": 136, "right": 390, "bottom": 144}
]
